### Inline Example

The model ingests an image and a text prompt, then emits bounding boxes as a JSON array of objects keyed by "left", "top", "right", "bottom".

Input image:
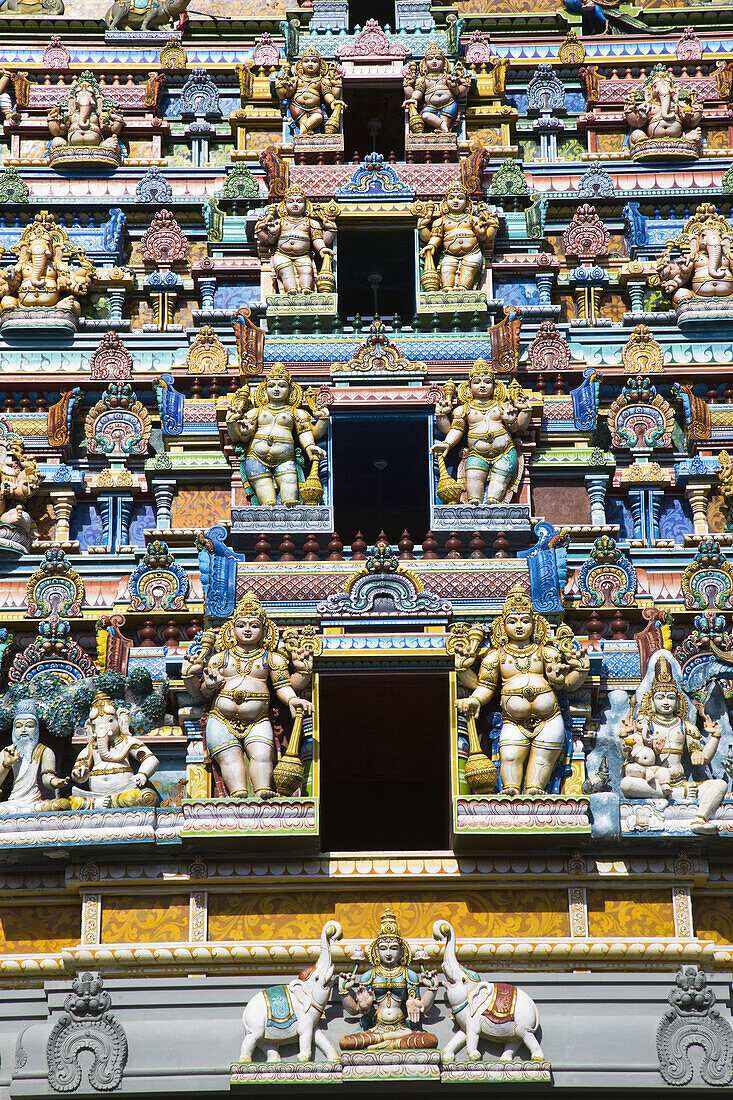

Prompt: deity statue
[
  {"left": 414, "top": 183, "right": 499, "bottom": 292},
  {"left": 402, "top": 45, "right": 469, "bottom": 135},
  {"left": 619, "top": 654, "right": 729, "bottom": 835},
  {"left": 274, "top": 47, "right": 345, "bottom": 136},
  {"left": 225, "top": 365, "right": 329, "bottom": 508},
  {"left": 0, "top": 212, "right": 95, "bottom": 319},
  {"left": 455, "top": 588, "right": 589, "bottom": 795},
  {"left": 254, "top": 187, "right": 338, "bottom": 296},
  {"left": 181, "top": 592, "right": 313, "bottom": 799},
  {"left": 105, "top": 0, "right": 188, "bottom": 31},
  {"left": 0, "top": 433, "right": 42, "bottom": 538},
  {"left": 624, "top": 65, "right": 702, "bottom": 157},
  {"left": 655, "top": 205, "right": 733, "bottom": 304},
  {"left": 48, "top": 72, "right": 123, "bottom": 164},
  {"left": 69, "top": 692, "right": 160, "bottom": 809},
  {"left": 0, "top": 701, "right": 69, "bottom": 813},
  {"left": 338, "top": 908, "right": 439, "bottom": 1052},
  {"left": 431, "top": 360, "right": 532, "bottom": 505}
]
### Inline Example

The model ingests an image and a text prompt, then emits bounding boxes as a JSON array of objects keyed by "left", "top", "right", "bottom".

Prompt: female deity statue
[
  {"left": 624, "top": 65, "right": 702, "bottom": 155},
  {"left": 254, "top": 186, "right": 338, "bottom": 296},
  {"left": 274, "top": 47, "right": 344, "bottom": 136},
  {"left": 402, "top": 45, "right": 469, "bottom": 135},
  {"left": 339, "top": 908, "right": 439, "bottom": 1052},
  {"left": 414, "top": 183, "right": 499, "bottom": 292},
  {"left": 182, "top": 592, "right": 313, "bottom": 799},
  {"left": 48, "top": 72, "right": 123, "bottom": 156},
  {"left": 455, "top": 587, "right": 589, "bottom": 795},
  {"left": 225, "top": 365, "right": 329, "bottom": 508},
  {"left": 431, "top": 360, "right": 532, "bottom": 505},
  {"left": 70, "top": 691, "right": 160, "bottom": 809},
  {"left": 619, "top": 653, "right": 729, "bottom": 834}
]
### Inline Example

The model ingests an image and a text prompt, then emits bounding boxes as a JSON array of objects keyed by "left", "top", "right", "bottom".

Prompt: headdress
[
  {"left": 491, "top": 585, "right": 548, "bottom": 647},
  {"left": 424, "top": 43, "right": 447, "bottom": 62},
  {"left": 458, "top": 359, "right": 507, "bottom": 405},
  {"left": 637, "top": 654, "right": 687, "bottom": 720},
  {"left": 276, "top": 185, "right": 313, "bottom": 223},
  {"left": 368, "top": 907, "right": 411, "bottom": 967},
  {"left": 89, "top": 691, "right": 119, "bottom": 721},
  {"left": 14, "top": 699, "right": 38, "bottom": 720},
  {"left": 219, "top": 591, "right": 278, "bottom": 652}
]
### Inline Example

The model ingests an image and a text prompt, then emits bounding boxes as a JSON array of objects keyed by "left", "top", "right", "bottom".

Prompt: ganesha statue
[
  {"left": 69, "top": 691, "right": 160, "bottom": 809},
  {"left": 624, "top": 65, "right": 702, "bottom": 161},
  {"left": 0, "top": 429, "right": 48, "bottom": 554},
  {"left": 402, "top": 44, "right": 469, "bottom": 137},
  {"left": 654, "top": 204, "right": 733, "bottom": 328},
  {"left": 0, "top": 211, "right": 95, "bottom": 334},
  {"left": 48, "top": 71, "right": 123, "bottom": 172}
]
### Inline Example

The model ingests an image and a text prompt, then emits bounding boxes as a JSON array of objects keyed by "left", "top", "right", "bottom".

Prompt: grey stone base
[
  {"left": 232, "top": 504, "right": 333, "bottom": 533},
  {"left": 441, "top": 1060, "right": 552, "bottom": 1083},
  {"left": 0, "top": 308, "right": 77, "bottom": 335},
  {"left": 48, "top": 146, "right": 121, "bottom": 172},
  {"left": 676, "top": 296, "right": 733, "bottom": 332},
  {"left": 230, "top": 1061, "right": 341, "bottom": 1084},
  {"left": 105, "top": 29, "right": 176, "bottom": 43},
  {"left": 620, "top": 797, "right": 733, "bottom": 836},
  {"left": 341, "top": 1051, "right": 441, "bottom": 1082},
  {"left": 454, "top": 794, "right": 591, "bottom": 836},
  {"left": 431, "top": 503, "right": 531, "bottom": 532},
  {"left": 0, "top": 806, "right": 162, "bottom": 849}
]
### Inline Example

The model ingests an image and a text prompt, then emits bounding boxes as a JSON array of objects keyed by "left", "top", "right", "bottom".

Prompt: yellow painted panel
[
  {"left": 587, "top": 889, "right": 674, "bottom": 938},
  {"left": 694, "top": 896, "right": 733, "bottom": 945},
  {"left": 101, "top": 894, "right": 189, "bottom": 944},
  {"left": 0, "top": 903, "right": 80, "bottom": 953}
]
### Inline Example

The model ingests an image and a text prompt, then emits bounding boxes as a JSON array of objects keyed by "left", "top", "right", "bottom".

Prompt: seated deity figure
[
  {"left": 255, "top": 186, "right": 337, "bottom": 296},
  {"left": 69, "top": 692, "right": 160, "bottom": 809},
  {"left": 0, "top": 212, "right": 95, "bottom": 317},
  {"left": 0, "top": 435, "right": 42, "bottom": 535},
  {"left": 455, "top": 588, "right": 589, "bottom": 795},
  {"left": 619, "top": 654, "right": 729, "bottom": 835},
  {"left": 656, "top": 205, "right": 733, "bottom": 305},
  {"left": 48, "top": 72, "right": 123, "bottom": 155},
  {"left": 225, "top": 365, "right": 329, "bottom": 508},
  {"left": 339, "top": 908, "right": 439, "bottom": 1052},
  {"left": 431, "top": 360, "right": 532, "bottom": 505},
  {"left": 274, "top": 47, "right": 344, "bottom": 136},
  {"left": 624, "top": 65, "right": 702, "bottom": 154},
  {"left": 182, "top": 592, "right": 313, "bottom": 799},
  {"left": 415, "top": 183, "right": 499, "bottom": 292},
  {"left": 402, "top": 45, "right": 469, "bottom": 135},
  {"left": 0, "top": 700, "right": 69, "bottom": 813}
]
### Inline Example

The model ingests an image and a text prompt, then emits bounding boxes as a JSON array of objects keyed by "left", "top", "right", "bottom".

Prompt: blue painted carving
[
  {"left": 197, "top": 526, "right": 245, "bottom": 619},
  {"left": 623, "top": 202, "right": 687, "bottom": 261},
  {"left": 658, "top": 497, "right": 694, "bottom": 542},
  {"left": 69, "top": 503, "right": 103, "bottom": 551},
  {"left": 128, "top": 503, "right": 157, "bottom": 549},
  {"left": 0, "top": 209, "right": 126, "bottom": 267},
  {"left": 518, "top": 520, "right": 567, "bottom": 616},
  {"left": 144, "top": 270, "right": 183, "bottom": 291},
  {"left": 129, "top": 538, "right": 189, "bottom": 609},
  {"left": 335, "top": 153, "right": 415, "bottom": 201},
  {"left": 605, "top": 497, "right": 634, "bottom": 540},
  {"left": 571, "top": 368, "right": 599, "bottom": 431},
  {"left": 577, "top": 536, "right": 637, "bottom": 607},
  {"left": 153, "top": 374, "right": 185, "bottom": 436},
  {"left": 527, "top": 62, "right": 565, "bottom": 112},
  {"left": 317, "top": 546, "right": 451, "bottom": 619},
  {"left": 180, "top": 68, "right": 221, "bottom": 119},
  {"left": 136, "top": 166, "right": 173, "bottom": 203}
]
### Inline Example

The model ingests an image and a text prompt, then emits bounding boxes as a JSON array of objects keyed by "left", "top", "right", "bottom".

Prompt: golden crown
[
  {"left": 368, "top": 907, "right": 411, "bottom": 966},
  {"left": 502, "top": 586, "right": 535, "bottom": 618},
  {"left": 651, "top": 655, "right": 675, "bottom": 689},
  {"left": 266, "top": 363, "right": 293, "bottom": 384},
  {"left": 468, "top": 358, "right": 494, "bottom": 379},
  {"left": 425, "top": 43, "right": 446, "bottom": 58},
  {"left": 233, "top": 591, "right": 267, "bottom": 623},
  {"left": 89, "top": 691, "right": 118, "bottom": 720}
]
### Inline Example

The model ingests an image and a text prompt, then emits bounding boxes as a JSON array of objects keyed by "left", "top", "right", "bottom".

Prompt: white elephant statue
[
  {"left": 239, "top": 920, "right": 343, "bottom": 1064},
  {"left": 433, "top": 920, "right": 545, "bottom": 1063}
]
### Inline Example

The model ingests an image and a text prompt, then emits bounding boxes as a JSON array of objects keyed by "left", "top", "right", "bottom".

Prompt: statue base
[
  {"left": 0, "top": 807, "right": 161, "bottom": 850},
  {"left": 180, "top": 797, "right": 318, "bottom": 846},
  {"left": 431, "top": 503, "right": 531, "bottom": 533},
  {"left": 406, "top": 131, "right": 458, "bottom": 157},
  {"left": 453, "top": 794, "right": 591, "bottom": 838},
  {"left": 628, "top": 137, "right": 700, "bottom": 162},
  {"left": 675, "top": 296, "right": 733, "bottom": 334},
  {"left": 0, "top": 523, "right": 31, "bottom": 555},
  {"left": 104, "top": 29, "right": 177, "bottom": 44},
  {"left": 0, "top": 309, "right": 77, "bottom": 335},
  {"left": 341, "top": 1051, "right": 441, "bottom": 1083},
  {"left": 293, "top": 133, "right": 344, "bottom": 160},
  {"left": 416, "top": 289, "right": 487, "bottom": 319},
  {"left": 231, "top": 504, "right": 333, "bottom": 534},
  {"left": 48, "top": 146, "right": 122, "bottom": 173},
  {"left": 230, "top": 1062, "right": 341, "bottom": 1085},
  {"left": 441, "top": 1060, "right": 552, "bottom": 1084},
  {"left": 620, "top": 797, "right": 733, "bottom": 837},
  {"left": 265, "top": 293, "right": 336, "bottom": 318}
]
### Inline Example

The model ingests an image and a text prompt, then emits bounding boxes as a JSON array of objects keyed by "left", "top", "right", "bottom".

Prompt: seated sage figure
[
  {"left": 619, "top": 653, "right": 729, "bottom": 835},
  {"left": 339, "top": 908, "right": 439, "bottom": 1052},
  {"left": 70, "top": 691, "right": 160, "bottom": 809},
  {"left": 0, "top": 700, "right": 69, "bottom": 813}
]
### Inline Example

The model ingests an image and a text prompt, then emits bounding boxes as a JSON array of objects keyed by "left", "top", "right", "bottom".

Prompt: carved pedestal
[
  {"left": 431, "top": 502, "right": 531, "bottom": 533},
  {"left": 0, "top": 308, "right": 77, "bottom": 335},
  {"left": 675, "top": 297, "right": 733, "bottom": 334},
  {"left": 441, "top": 1060, "right": 552, "bottom": 1084},
  {"left": 620, "top": 797, "right": 733, "bottom": 837},
  {"left": 628, "top": 137, "right": 700, "bottom": 163},
  {"left": 0, "top": 523, "right": 31, "bottom": 554},
  {"left": 231, "top": 504, "right": 334, "bottom": 534},
  {"left": 230, "top": 1061, "right": 341, "bottom": 1085},
  {"left": 454, "top": 794, "right": 592, "bottom": 838},
  {"left": 180, "top": 797, "right": 318, "bottom": 845},
  {"left": 48, "top": 146, "right": 122, "bottom": 173},
  {"left": 341, "top": 1051, "right": 442, "bottom": 1083}
]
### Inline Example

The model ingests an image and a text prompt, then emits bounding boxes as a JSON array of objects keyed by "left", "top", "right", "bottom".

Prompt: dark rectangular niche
[
  {"left": 319, "top": 672, "right": 450, "bottom": 852},
  {"left": 337, "top": 227, "right": 414, "bottom": 325},
  {"left": 343, "top": 81, "right": 405, "bottom": 161}
]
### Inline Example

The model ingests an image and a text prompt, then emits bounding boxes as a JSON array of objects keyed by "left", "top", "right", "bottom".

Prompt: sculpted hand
[
  {"left": 305, "top": 444, "right": 327, "bottom": 460},
  {"left": 0, "top": 745, "right": 18, "bottom": 768},
  {"left": 354, "top": 986, "right": 373, "bottom": 1014},
  {"left": 183, "top": 659, "right": 204, "bottom": 678},
  {"left": 430, "top": 440, "right": 450, "bottom": 455},
  {"left": 338, "top": 973, "right": 356, "bottom": 995},
  {"left": 134, "top": 773, "right": 148, "bottom": 789},
  {"left": 406, "top": 996, "right": 422, "bottom": 1024},
  {"left": 49, "top": 776, "right": 68, "bottom": 790},
  {"left": 690, "top": 750, "right": 705, "bottom": 766},
  {"left": 423, "top": 968, "right": 439, "bottom": 991},
  {"left": 289, "top": 697, "right": 313, "bottom": 717},
  {"left": 457, "top": 696, "right": 481, "bottom": 718},
  {"left": 703, "top": 714, "right": 721, "bottom": 736}
]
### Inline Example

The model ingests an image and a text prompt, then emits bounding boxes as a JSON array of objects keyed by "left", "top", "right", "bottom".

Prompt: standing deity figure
[
  {"left": 624, "top": 65, "right": 702, "bottom": 151},
  {"left": 182, "top": 592, "right": 313, "bottom": 799},
  {"left": 455, "top": 588, "right": 589, "bottom": 795},
  {"left": 431, "top": 360, "right": 532, "bottom": 505},
  {"left": 0, "top": 434, "right": 42, "bottom": 535},
  {"left": 274, "top": 47, "right": 345, "bottom": 136},
  {"left": 48, "top": 72, "right": 123, "bottom": 153},
  {"left": 414, "top": 183, "right": 499, "bottom": 292},
  {"left": 402, "top": 45, "right": 469, "bottom": 135},
  {"left": 339, "top": 908, "right": 439, "bottom": 1052},
  {"left": 70, "top": 692, "right": 160, "bottom": 809},
  {"left": 225, "top": 366, "right": 329, "bottom": 508},
  {"left": 655, "top": 205, "right": 733, "bottom": 304},
  {"left": 255, "top": 187, "right": 338, "bottom": 296},
  {"left": 619, "top": 654, "right": 729, "bottom": 835},
  {"left": 0, "top": 701, "right": 69, "bottom": 813},
  {"left": 0, "top": 212, "right": 95, "bottom": 317}
]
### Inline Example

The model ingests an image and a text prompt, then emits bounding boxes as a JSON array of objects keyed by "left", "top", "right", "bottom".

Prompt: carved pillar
[
  {"left": 535, "top": 272, "right": 554, "bottom": 307},
  {"left": 107, "top": 288, "right": 126, "bottom": 324},
  {"left": 685, "top": 480, "right": 712, "bottom": 538},
  {"left": 584, "top": 473, "right": 608, "bottom": 525},
  {"left": 151, "top": 478, "right": 176, "bottom": 530},
  {"left": 51, "top": 491, "right": 75, "bottom": 543},
  {"left": 625, "top": 280, "right": 645, "bottom": 314},
  {"left": 198, "top": 277, "right": 216, "bottom": 312}
]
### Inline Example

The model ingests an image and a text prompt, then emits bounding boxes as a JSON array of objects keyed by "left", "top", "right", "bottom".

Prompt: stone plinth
[
  {"left": 675, "top": 296, "right": 733, "bottom": 334},
  {"left": 48, "top": 146, "right": 122, "bottom": 173},
  {"left": 454, "top": 794, "right": 591, "bottom": 837},
  {"left": 628, "top": 137, "right": 700, "bottom": 162},
  {"left": 341, "top": 1050, "right": 441, "bottom": 1082},
  {"left": 180, "top": 797, "right": 318, "bottom": 843},
  {"left": 0, "top": 309, "right": 77, "bottom": 335},
  {"left": 620, "top": 797, "right": 733, "bottom": 837},
  {"left": 431, "top": 503, "right": 531, "bottom": 533},
  {"left": 231, "top": 504, "right": 333, "bottom": 534},
  {"left": 441, "top": 1060, "right": 552, "bottom": 1083},
  {"left": 230, "top": 1061, "right": 342, "bottom": 1084}
]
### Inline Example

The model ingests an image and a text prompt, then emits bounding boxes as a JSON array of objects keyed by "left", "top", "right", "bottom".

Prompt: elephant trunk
[
  {"left": 315, "top": 919, "right": 343, "bottom": 983},
  {"left": 432, "top": 919, "right": 458, "bottom": 982},
  {"left": 707, "top": 243, "right": 728, "bottom": 279}
]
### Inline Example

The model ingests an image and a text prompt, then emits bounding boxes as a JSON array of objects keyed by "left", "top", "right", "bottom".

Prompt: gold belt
[{"left": 218, "top": 689, "right": 269, "bottom": 705}]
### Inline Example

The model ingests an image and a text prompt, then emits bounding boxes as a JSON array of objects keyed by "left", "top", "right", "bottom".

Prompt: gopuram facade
[{"left": 0, "top": 0, "right": 733, "bottom": 1094}]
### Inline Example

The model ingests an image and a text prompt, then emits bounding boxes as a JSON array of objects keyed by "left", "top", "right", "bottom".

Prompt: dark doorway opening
[
  {"left": 331, "top": 412, "right": 429, "bottom": 545},
  {"left": 348, "top": 0, "right": 394, "bottom": 32},
  {"left": 319, "top": 672, "right": 450, "bottom": 852},
  {"left": 337, "top": 228, "right": 414, "bottom": 324},
  {"left": 342, "top": 81, "right": 404, "bottom": 160}
]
